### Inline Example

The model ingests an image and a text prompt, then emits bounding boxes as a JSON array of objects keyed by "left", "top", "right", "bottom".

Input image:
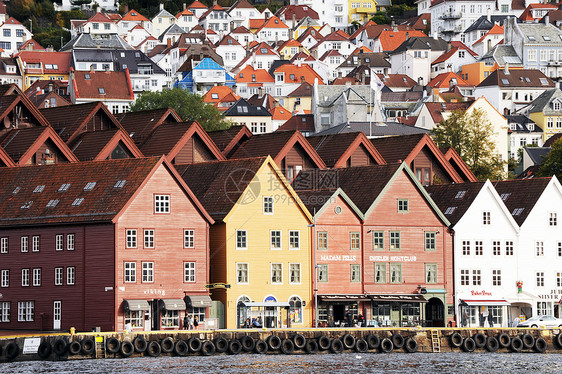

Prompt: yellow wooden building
[
  {"left": 528, "top": 88, "right": 562, "bottom": 142},
  {"left": 178, "top": 156, "right": 313, "bottom": 329},
  {"left": 348, "top": 0, "right": 378, "bottom": 24}
]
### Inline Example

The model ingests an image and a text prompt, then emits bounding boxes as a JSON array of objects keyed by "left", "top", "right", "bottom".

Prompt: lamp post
[{"left": 308, "top": 209, "right": 318, "bottom": 328}]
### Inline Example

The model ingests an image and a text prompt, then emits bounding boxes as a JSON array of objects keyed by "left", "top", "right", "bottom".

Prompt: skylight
[
  {"left": 455, "top": 190, "right": 466, "bottom": 199},
  {"left": 13, "top": 186, "right": 21, "bottom": 195},
  {"left": 540, "top": 78, "right": 549, "bottom": 86},
  {"left": 72, "top": 198, "right": 85, "bottom": 207},
  {"left": 99, "top": 87, "right": 105, "bottom": 94},
  {"left": 84, "top": 182, "right": 97, "bottom": 191},
  {"left": 500, "top": 193, "right": 511, "bottom": 201},
  {"left": 33, "top": 185, "right": 45, "bottom": 193},
  {"left": 58, "top": 183, "right": 71, "bottom": 192},
  {"left": 85, "top": 74, "right": 91, "bottom": 79},
  {"left": 21, "top": 201, "right": 33, "bottom": 209},
  {"left": 543, "top": 36, "right": 551, "bottom": 41},
  {"left": 114, "top": 180, "right": 126, "bottom": 188},
  {"left": 501, "top": 78, "right": 510, "bottom": 85},
  {"left": 46, "top": 199, "right": 59, "bottom": 208},
  {"left": 528, "top": 36, "right": 536, "bottom": 41},
  {"left": 444, "top": 206, "right": 456, "bottom": 215},
  {"left": 525, "top": 77, "right": 530, "bottom": 83},
  {"left": 512, "top": 207, "right": 524, "bottom": 216},
  {"left": 260, "top": 48, "right": 267, "bottom": 53}
]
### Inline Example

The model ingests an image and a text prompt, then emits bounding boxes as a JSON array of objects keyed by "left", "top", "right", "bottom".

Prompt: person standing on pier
[
  {"left": 194, "top": 316, "right": 199, "bottom": 330},
  {"left": 345, "top": 309, "right": 353, "bottom": 327}
]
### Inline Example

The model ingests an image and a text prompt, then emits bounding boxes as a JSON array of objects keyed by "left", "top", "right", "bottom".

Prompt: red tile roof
[
  {"left": 208, "top": 125, "right": 253, "bottom": 156},
  {"left": 428, "top": 72, "right": 471, "bottom": 88},
  {"left": 276, "top": 5, "right": 320, "bottom": 21},
  {"left": 72, "top": 69, "right": 134, "bottom": 100},
  {"left": 87, "top": 12, "right": 113, "bottom": 23},
  {"left": 270, "top": 105, "right": 292, "bottom": 121},
  {"left": 274, "top": 63, "right": 324, "bottom": 85},
  {"left": 188, "top": 1, "right": 208, "bottom": 9},
  {"left": 307, "top": 132, "right": 386, "bottom": 168},
  {"left": 378, "top": 30, "right": 426, "bottom": 52},
  {"left": 431, "top": 45, "right": 477, "bottom": 65},
  {"left": 378, "top": 74, "right": 417, "bottom": 88},
  {"left": 472, "top": 24, "right": 504, "bottom": 45},
  {"left": 121, "top": 9, "right": 150, "bottom": 22},
  {"left": 276, "top": 115, "right": 315, "bottom": 133},
  {"left": 17, "top": 51, "right": 71, "bottom": 74},
  {"left": 175, "top": 9, "right": 195, "bottom": 18},
  {"left": 256, "top": 15, "right": 289, "bottom": 32},
  {"left": 69, "top": 128, "right": 142, "bottom": 161},
  {"left": 236, "top": 65, "right": 275, "bottom": 83}
]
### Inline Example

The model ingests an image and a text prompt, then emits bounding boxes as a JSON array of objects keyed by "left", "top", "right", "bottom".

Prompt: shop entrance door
[
  {"left": 426, "top": 298, "right": 445, "bottom": 327},
  {"left": 333, "top": 305, "right": 345, "bottom": 325}
]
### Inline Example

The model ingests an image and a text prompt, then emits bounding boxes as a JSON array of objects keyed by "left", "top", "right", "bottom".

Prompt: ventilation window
[
  {"left": 33, "top": 185, "right": 45, "bottom": 193},
  {"left": 85, "top": 74, "right": 90, "bottom": 79},
  {"left": 501, "top": 78, "right": 510, "bottom": 85},
  {"left": 99, "top": 87, "right": 105, "bottom": 94},
  {"left": 72, "top": 198, "right": 85, "bottom": 207},
  {"left": 455, "top": 190, "right": 466, "bottom": 199},
  {"left": 21, "top": 201, "right": 33, "bottom": 209},
  {"left": 13, "top": 187, "right": 21, "bottom": 194},
  {"left": 444, "top": 207, "right": 456, "bottom": 215},
  {"left": 512, "top": 208, "right": 524, "bottom": 216},
  {"left": 84, "top": 182, "right": 97, "bottom": 191},
  {"left": 58, "top": 183, "right": 71, "bottom": 192},
  {"left": 500, "top": 193, "right": 511, "bottom": 201},
  {"left": 114, "top": 180, "right": 126, "bottom": 188},
  {"left": 46, "top": 199, "right": 59, "bottom": 208}
]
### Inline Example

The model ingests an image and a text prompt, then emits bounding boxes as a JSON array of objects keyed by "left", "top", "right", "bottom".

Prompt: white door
[
  {"left": 144, "top": 309, "right": 151, "bottom": 331},
  {"left": 53, "top": 301, "right": 61, "bottom": 330}
]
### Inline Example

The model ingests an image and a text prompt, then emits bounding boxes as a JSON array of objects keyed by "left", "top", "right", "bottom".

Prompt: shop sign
[
  {"left": 23, "top": 338, "right": 41, "bottom": 354},
  {"left": 369, "top": 255, "right": 417, "bottom": 262},
  {"left": 143, "top": 289, "right": 166, "bottom": 296},
  {"left": 320, "top": 255, "right": 357, "bottom": 261},
  {"left": 470, "top": 290, "right": 492, "bottom": 296},
  {"left": 538, "top": 289, "right": 562, "bottom": 300}
]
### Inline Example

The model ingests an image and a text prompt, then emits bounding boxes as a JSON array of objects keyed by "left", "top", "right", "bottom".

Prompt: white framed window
[
  {"left": 1, "top": 269, "right": 9, "bottom": 287},
  {"left": 125, "top": 310, "right": 143, "bottom": 328},
  {"left": 55, "top": 267, "right": 63, "bottom": 286},
  {"left": 33, "top": 268, "right": 41, "bottom": 286},
  {"left": 32, "top": 236, "right": 40, "bottom": 252},
  {"left": 289, "top": 296, "right": 302, "bottom": 323},
  {"left": 505, "top": 241, "right": 514, "bottom": 256},
  {"left": 270, "top": 230, "right": 281, "bottom": 250},
  {"left": 493, "top": 241, "right": 501, "bottom": 256},
  {"left": 55, "top": 235, "right": 63, "bottom": 251},
  {"left": 550, "top": 212, "right": 557, "bottom": 226},
  {"left": 482, "top": 211, "right": 490, "bottom": 225},
  {"left": 390, "top": 231, "right": 401, "bottom": 250},
  {"left": 425, "top": 232, "right": 436, "bottom": 251},
  {"left": 318, "top": 264, "right": 328, "bottom": 282},
  {"left": 475, "top": 241, "right": 483, "bottom": 255},
  {"left": 184, "top": 262, "right": 195, "bottom": 282},
  {"left": 350, "top": 264, "right": 361, "bottom": 283},
  {"left": 0, "top": 237, "right": 7, "bottom": 254},
  {"left": 154, "top": 194, "right": 170, "bottom": 213},
  {"left": 492, "top": 269, "right": 501, "bottom": 286},
  {"left": 142, "top": 262, "right": 154, "bottom": 283},
  {"left": 263, "top": 196, "right": 274, "bottom": 214},
  {"left": 126, "top": 229, "right": 137, "bottom": 248},
  {"left": 271, "top": 263, "right": 282, "bottom": 284},
  {"left": 0, "top": 301, "right": 9, "bottom": 322},
  {"left": 236, "top": 263, "right": 249, "bottom": 284},
  {"left": 350, "top": 232, "right": 360, "bottom": 250},
  {"left": 472, "top": 269, "right": 481, "bottom": 286},
  {"left": 536, "top": 272, "right": 544, "bottom": 287},
  {"left": 17, "top": 301, "right": 34, "bottom": 322},
  {"left": 21, "top": 236, "right": 29, "bottom": 252},
  {"left": 318, "top": 231, "right": 328, "bottom": 250},
  {"left": 536, "top": 241, "right": 544, "bottom": 256},
  {"left": 22, "top": 268, "right": 30, "bottom": 286},
  {"left": 289, "top": 263, "right": 301, "bottom": 284},
  {"left": 426, "top": 263, "right": 437, "bottom": 283},
  {"left": 374, "top": 263, "right": 386, "bottom": 283},
  {"left": 67, "top": 267, "right": 75, "bottom": 285},
  {"left": 67, "top": 234, "right": 74, "bottom": 251},
  {"left": 397, "top": 199, "right": 409, "bottom": 212},
  {"left": 161, "top": 310, "right": 179, "bottom": 328},
  {"left": 373, "top": 231, "right": 384, "bottom": 250},
  {"left": 460, "top": 269, "right": 469, "bottom": 285},
  {"left": 289, "top": 231, "right": 300, "bottom": 250},
  {"left": 236, "top": 230, "right": 247, "bottom": 249},
  {"left": 144, "top": 229, "right": 155, "bottom": 248},
  {"left": 183, "top": 230, "right": 194, "bottom": 248},
  {"left": 124, "top": 262, "right": 136, "bottom": 283}
]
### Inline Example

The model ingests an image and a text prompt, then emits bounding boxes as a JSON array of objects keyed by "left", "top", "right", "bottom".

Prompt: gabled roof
[
  {"left": 0, "top": 157, "right": 213, "bottom": 227},
  {"left": 208, "top": 125, "right": 253, "bottom": 157},
  {"left": 18, "top": 39, "right": 44, "bottom": 51},
  {"left": 477, "top": 69, "right": 555, "bottom": 89},
  {"left": 425, "top": 181, "right": 486, "bottom": 225},
  {"left": 378, "top": 30, "right": 427, "bottom": 52},
  {"left": 391, "top": 36, "right": 448, "bottom": 55},
  {"left": 544, "top": 133, "right": 562, "bottom": 147},
  {"left": 442, "top": 147, "right": 479, "bottom": 182},
  {"left": 229, "top": 130, "right": 326, "bottom": 169},
  {"left": 378, "top": 74, "right": 417, "bottom": 88},
  {"left": 526, "top": 88, "right": 562, "bottom": 115},
  {"left": 307, "top": 132, "right": 386, "bottom": 168},
  {"left": 276, "top": 114, "right": 315, "bottom": 133},
  {"left": 236, "top": 65, "right": 275, "bottom": 83},
  {"left": 72, "top": 69, "right": 134, "bottom": 100},
  {"left": 216, "top": 34, "right": 242, "bottom": 47},
  {"left": 287, "top": 81, "right": 313, "bottom": 97},
  {"left": 87, "top": 12, "right": 114, "bottom": 23},
  {"left": 431, "top": 45, "right": 477, "bottom": 65},
  {"left": 273, "top": 63, "right": 324, "bottom": 84},
  {"left": 229, "top": 0, "right": 256, "bottom": 10},
  {"left": 464, "top": 15, "right": 512, "bottom": 33},
  {"left": 422, "top": 101, "right": 473, "bottom": 124},
  {"left": 231, "top": 26, "right": 252, "bottom": 34},
  {"left": 117, "top": 107, "right": 181, "bottom": 146},
  {"left": 175, "top": 9, "right": 195, "bottom": 18},
  {"left": 188, "top": 1, "right": 208, "bottom": 9},
  {"left": 428, "top": 72, "right": 471, "bottom": 88},
  {"left": 199, "top": 4, "right": 227, "bottom": 20},
  {"left": 401, "top": 13, "right": 431, "bottom": 31},
  {"left": 0, "top": 126, "right": 78, "bottom": 165},
  {"left": 0, "top": 145, "right": 14, "bottom": 167},
  {"left": 224, "top": 98, "right": 271, "bottom": 117},
  {"left": 121, "top": 9, "right": 150, "bottom": 22},
  {"left": 203, "top": 86, "right": 240, "bottom": 109},
  {"left": 69, "top": 128, "right": 143, "bottom": 161},
  {"left": 17, "top": 51, "right": 71, "bottom": 74},
  {"left": 338, "top": 52, "right": 390, "bottom": 68},
  {"left": 40, "top": 101, "right": 124, "bottom": 145},
  {"left": 140, "top": 121, "right": 225, "bottom": 162},
  {"left": 472, "top": 24, "right": 504, "bottom": 46},
  {"left": 0, "top": 94, "right": 50, "bottom": 127},
  {"left": 370, "top": 133, "right": 465, "bottom": 183},
  {"left": 256, "top": 15, "right": 289, "bottom": 33},
  {"left": 297, "top": 27, "right": 323, "bottom": 44},
  {"left": 296, "top": 187, "right": 363, "bottom": 219},
  {"left": 270, "top": 105, "right": 292, "bottom": 122},
  {"left": 350, "top": 20, "right": 378, "bottom": 40}
]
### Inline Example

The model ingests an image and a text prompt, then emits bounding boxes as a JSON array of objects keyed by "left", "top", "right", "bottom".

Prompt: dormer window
[
  {"left": 528, "top": 123, "right": 535, "bottom": 131},
  {"left": 553, "top": 100, "right": 562, "bottom": 111},
  {"left": 99, "top": 87, "right": 105, "bottom": 94},
  {"left": 211, "top": 93, "right": 219, "bottom": 99}
]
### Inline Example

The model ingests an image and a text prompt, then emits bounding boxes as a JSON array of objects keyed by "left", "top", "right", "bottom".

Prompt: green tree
[
  {"left": 537, "top": 138, "right": 562, "bottom": 180},
  {"left": 130, "top": 88, "right": 231, "bottom": 132},
  {"left": 370, "top": 11, "right": 391, "bottom": 25},
  {"left": 432, "top": 108, "right": 505, "bottom": 181}
]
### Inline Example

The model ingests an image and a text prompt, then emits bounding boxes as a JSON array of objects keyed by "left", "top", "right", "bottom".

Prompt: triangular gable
[
  {"left": 211, "top": 125, "right": 253, "bottom": 158},
  {"left": 118, "top": 107, "right": 182, "bottom": 146},
  {"left": 274, "top": 131, "right": 326, "bottom": 169},
  {"left": 364, "top": 162, "right": 450, "bottom": 226},
  {"left": 470, "top": 180, "right": 519, "bottom": 231},
  {"left": 13, "top": 126, "right": 79, "bottom": 166},
  {"left": 442, "top": 147, "right": 479, "bottom": 182},
  {"left": 0, "top": 146, "right": 15, "bottom": 167},
  {"left": 0, "top": 94, "right": 50, "bottom": 128},
  {"left": 194, "top": 58, "right": 224, "bottom": 71},
  {"left": 95, "top": 129, "right": 144, "bottom": 160},
  {"left": 313, "top": 188, "right": 364, "bottom": 220},
  {"left": 224, "top": 155, "right": 312, "bottom": 223},
  {"left": 334, "top": 133, "right": 386, "bottom": 168},
  {"left": 113, "top": 155, "right": 214, "bottom": 226}
]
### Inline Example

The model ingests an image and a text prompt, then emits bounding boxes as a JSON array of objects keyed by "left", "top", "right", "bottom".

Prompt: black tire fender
[
  {"left": 53, "top": 338, "right": 68, "bottom": 356},
  {"left": 106, "top": 337, "right": 120, "bottom": 354},
  {"left": 280, "top": 338, "right": 295, "bottom": 354},
  {"left": 81, "top": 338, "right": 95, "bottom": 355},
  {"left": 555, "top": 332, "right": 562, "bottom": 348},
  {"left": 188, "top": 336, "right": 202, "bottom": 352},
  {"left": 174, "top": 340, "right": 188, "bottom": 356},
  {"left": 5, "top": 342, "right": 19, "bottom": 360},
  {"left": 355, "top": 338, "right": 368, "bottom": 353},
  {"left": 266, "top": 335, "right": 281, "bottom": 351},
  {"left": 461, "top": 337, "right": 476, "bottom": 352},
  {"left": 510, "top": 337, "right": 523, "bottom": 352},
  {"left": 254, "top": 339, "right": 268, "bottom": 354},
  {"left": 68, "top": 341, "right": 82, "bottom": 355},
  {"left": 379, "top": 338, "right": 393, "bottom": 353},
  {"left": 305, "top": 339, "right": 319, "bottom": 354},
  {"left": 133, "top": 336, "right": 147, "bottom": 353},
  {"left": 146, "top": 341, "right": 161, "bottom": 357},
  {"left": 366, "top": 334, "right": 380, "bottom": 349},
  {"left": 161, "top": 337, "right": 174, "bottom": 354},
  {"left": 214, "top": 337, "right": 228, "bottom": 353},
  {"left": 240, "top": 335, "right": 255, "bottom": 352},
  {"left": 391, "top": 333, "right": 405, "bottom": 349},
  {"left": 404, "top": 337, "right": 418, "bottom": 353},
  {"left": 317, "top": 335, "right": 331, "bottom": 351},
  {"left": 472, "top": 332, "right": 486, "bottom": 348},
  {"left": 485, "top": 337, "right": 499, "bottom": 352},
  {"left": 293, "top": 334, "right": 306, "bottom": 350},
  {"left": 330, "top": 338, "right": 344, "bottom": 353},
  {"left": 37, "top": 341, "right": 52, "bottom": 359},
  {"left": 201, "top": 341, "right": 216, "bottom": 356},
  {"left": 497, "top": 333, "right": 511, "bottom": 348},
  {"left": 449, "top": 332, "right": 463, "bottom": 348},
  {"left": 228, "top": 340, "right": 242, "bottom": 355},
  {"left": 342, "top": 334, "right": 356, "bottom": 350},
  {"left": 521, "top": 333, "right": 534, "bottom": 349},
  {"left": 534, "top": 337, "right": 547, "bottom": 353},
  {"left": 119, "top": 341, "right": 134, "bottom": 358}
]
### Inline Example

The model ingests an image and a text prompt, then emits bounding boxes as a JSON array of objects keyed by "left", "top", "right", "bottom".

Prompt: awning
[
  {"left": 320, "top": 295, "right": 371, "bottom": 302},
  {"left": 185, "top": 295, "right": 213, "bottom": 308},
  {"left": 123, "top": 299, "right": 150, "bottom": 312},
  {"left": 243, "top": 302, "right": 290, "bottom": 307},
  {"left": 461, "top": 299, "right": 511, "bottom": 306},
  {"left": 369, "top": 294, "right": 428, "bottom": 303},
  {"left": 160, "top": 299, "right": 186, "bottom": 311}
]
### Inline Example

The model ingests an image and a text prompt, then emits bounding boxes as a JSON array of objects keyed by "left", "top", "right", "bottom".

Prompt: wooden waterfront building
[{"left": 0, "top": 157, "right": 213, "bottom": 332}]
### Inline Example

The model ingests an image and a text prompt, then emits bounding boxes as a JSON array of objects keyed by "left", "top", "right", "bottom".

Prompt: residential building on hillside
[
  {"left": 429, "top": 0, "right": 495, "bottom": 42},
  {"left": 152, "top": 4, "right": 176, "bottom": 38},
  {"left": 16, "top": 51, "right": 71, "bottom": 91},
  {"left": 289, "top": 0, "right": 349, "bottom": 29},
  {"left": 175, "top": 57, "right": 235, "bottom": 95},
  {"left": 506, "top": 115, "right": 543, "bottom": 160},
  {"left": 224, "top": 98, "right": 273, "bottom": 134},
  {"left": 389, "top": 37, "right": 448, "bottom": 85},
  {"left": 525, "top": 88, "right": 562, "bottom": 142},
  {"left": 0, "top": 17, "right": 32, "bottom": 55}
]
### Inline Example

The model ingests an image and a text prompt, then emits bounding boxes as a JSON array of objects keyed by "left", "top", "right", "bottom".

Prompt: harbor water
[{"left": 2, "top": 352, "right": 562, "bottom": 373}]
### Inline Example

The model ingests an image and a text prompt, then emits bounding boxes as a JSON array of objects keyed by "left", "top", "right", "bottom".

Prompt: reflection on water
[{"left": 3, "top": 352, "right": 562, "bottom": 373}]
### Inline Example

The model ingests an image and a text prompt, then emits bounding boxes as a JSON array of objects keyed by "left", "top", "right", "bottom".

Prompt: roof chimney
[
  {"left": 183, "top": 3, "right": 186, "bottom": 10},
  {"left": 90, "top": 64, "right": 95, "bottom": 72},
  {"left": 504, "top": 62, "right": 510, "bottom": 75},
  {"left": 160, "top": 3, "right": 164, "bottom": 11},
  {"left": 545, "top": 15, "right": 549, "bottom": 26},
  {"left": 487, "top": 7, "right": 491, "bottom": 22},
  {"left": 213, "top": 0, "right": 217, "bottom": 6}
]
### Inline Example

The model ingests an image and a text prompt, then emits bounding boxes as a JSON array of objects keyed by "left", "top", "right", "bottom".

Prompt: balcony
[
  {"left": 441, "top": 25, "right": 463, "bottom": 34},
  {"left": 439, "top": 12, "right": 462, "bottom": 20},
  {"left": 548, "top": 60, "right": 561, "bottom": 66}
]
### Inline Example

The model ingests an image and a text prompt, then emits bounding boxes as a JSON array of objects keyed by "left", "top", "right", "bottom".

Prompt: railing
[
  {"left": 441, "top": 25, "right": 463, "bottom": 33},
  {"left": 439, "top": 12, "right": 462, "bottom": 20}
]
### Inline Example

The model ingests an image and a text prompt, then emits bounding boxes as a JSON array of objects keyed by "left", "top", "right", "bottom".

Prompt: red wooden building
[{"left": 0, "top": 157, "right": 213, "bottom": 332}]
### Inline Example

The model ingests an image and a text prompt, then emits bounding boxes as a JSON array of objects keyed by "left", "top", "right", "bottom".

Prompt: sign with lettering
[
  {"left": 369, "top": 255, "right": 417, "bottom": 262},
  {"left": 538, "top": 289, "right": 562, "bottom": 300},
  {"left": 143, "top": 289, "right": 166, "bottom": 296},
  {"left": 23, "top": 338, "right": 41, "bottom": 354},
  {"left": 470, "top": 290, "right": 492, "bottom": 296},
  {"left": 320, "top": 255, "right": 357, "bottom": 262}
]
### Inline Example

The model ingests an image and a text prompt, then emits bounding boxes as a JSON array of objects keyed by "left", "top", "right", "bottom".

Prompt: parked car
[{"left": 517, "top": 315, "right": 562, "bottom": 328}]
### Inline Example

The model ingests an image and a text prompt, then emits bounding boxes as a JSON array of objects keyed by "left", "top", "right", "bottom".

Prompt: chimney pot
[
  {"left": 160, "top": 4, "right": 164, "bottom": 11},
  {"left": 183, "top": 3, "right": 186, "bottom": 10}
]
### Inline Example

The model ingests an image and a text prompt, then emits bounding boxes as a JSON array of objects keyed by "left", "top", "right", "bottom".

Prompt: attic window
[
  {"left": 403, "top": 77, "right": 407, "bottom": 82},
  {"left": 135, "top": 52, "right": 140, "bottom": 57},
  {"left": 123, "top": 64, "right": 127, "bottom": 69},
  {"left": 45, "top": 64, "right": 53, "bottom": 69},
  {"left": 501, "top": 78, "right": 510, "bottom": 85},
  {"left": 275, "top": 19, "right": 279, "bottom": 24},
  {"left": 290, "top": 74, "right": 295, "bottom": 80},
  {"left": 84, "top": 182, "right": 96, "bottom": 191},
  {"left": 260, "top": 48, "right": 267, "bottom": 53},
  {"left": 132, "top": 12, "right": 137, "bottom": 16},
  {"left": 500, "top": 193, "right": 511, "bottom": 201},
  {"left": 46, "top": 199, "right": 60, "bottom": 208},
  {"left": 303, "top": 6, "right": 308, "bottom": 10},
  {"left": 211, "top": 93, "right": 219, "bottom": 99},
  {"left": 444, "top": 206, "right": 456, "bottom": 215},
  {"left": 553, "top": 101, "right": 562, "bottom": 111},
  {"left": 13, "top": 186, "right": 21, "bottom": 194},
  {"left": 239, "top": 73, "right": 244, "bottom": 78},
  {"left": 525, "top": 77, "right": 530, "bottom": 83},
  {"left": 540, "top": 78, "right": 549, "bottom": 86},
  {"left": 543, "top": 36, "right": 551, "bottom": 41},
  {"left": 21, "top": 201, "right": 33, "bottom": 209},
  {"left": 58, "top": 183, "right": 71, "bottom": 192},
  {"left": 85, "top": 74, "right": 91, "bottom": 79},
  {"left": 455, "top": 190, "right": 466, "bottom": 199},
  {"left": 114, "top": 180, "right": 126, "bottom": 188},
  {"left": 365, "top": 58, "right": 370, "bottom": 63},
  {"left": 99, "top": 87, "right": 105, "bottom": 94},
  {"left": 512, "top": 207, "right": 524, "bottom": 216},
  {"left": 72, "top": 198, "right": 85, "bottom": 207},
  {"left": 528, "top": 36, "right": 536, "bottom": 41},
  {"left": 121, "top": 52, "right": 125, "bottom": 58},
  {"left": 33, "top": 185, "right": 45, "bottom": 193},
  {"left": 228, "top": 39, "right": 232, "bottom": 44}
]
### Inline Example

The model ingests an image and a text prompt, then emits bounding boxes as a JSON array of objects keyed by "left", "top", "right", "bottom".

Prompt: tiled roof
[
  {"left": 72, "top": 69, "right": 134, "bottom": 100},
  {"left": 377, "top": 30, "right": 426, "bottom": 52},
  {"left": 525, "top": 88, "right": 562, "bottom": 115},
  {"left": 18, "top": 39, "right": 44, "bottom": 51},
  {"left": 203, "top": 86, "right": 240, "bottom": 108},
  {"left": 296, "top": 27, "right": 323, "bottom": 44},
  {"left": 231, "top": 26, "right": 252, "bottom": 34},
  {"left": 472, "top": 24, "right": 504, "bottom": 45},
  {"left": 224, "top": 98, "right": 271, "bottom": 117},
  {"left": 87, "top": 12, "right": 113, "bottom": 23},
  {"left": 236, "top": 65, "right": 275, "bottom": 83},
  {"left": 0, "top": 127, "right": 47, "bottom": 162},
  {"left": 492, "top": 178, "right": 552, "bottom": 226},
  {"left": 431, "top": 45, "right": 477, "bottom": 65},
  {"left": 0, "top": 157, "right": 162, "bottom": 227},
  {"left": 270, "top": 105, "right": 292, "bottom": 121},
  {"left": 177, "top": 156, "right": 267, "bottom": 220},
  {"left": 425, "top": 182, "right": 485, "bottom": 225},
  {"left": 544, "top": 133, "right": 562, "bottom": 147},
  {"left": 477, "top": 69, "right": 555, "bottom": 88},
  {"left": 276, "top": 115, "right": 315, "bottom": 133},
  {"left": 117, "top": 107, "right": 181, "bottom": 145},
  {"left": 0, "top": 94, "right": 50, "bottom": 128},
  {"left": 370, "top": 133, "right": 427, "bottom": 164},
  {"left": 216, "top": 34, "right": 241, "bottom": 47},
  {"left": 378, "top": 74, "right": 417, "bottom": 88},
  {"left": 339, "top": 52, "right": 390, "bottom": 68},
  {"left": 423, "top": 102, "right": 473, "bottom": 123},
  {"left": 307, "top": 132, "right": 385, "bottom": 167},
  {"left": 287, "top": 82, "right": 313, "bottom": 97},
  {"left": 428, "top": 72, "right": 471, "bottom": 88},
  {"left": 229, "top": 0, "right": 255, "bottom": 10},
  {"left": 208, "top": 125, "right": 252, "bottom": 153},
  {"left": 277, "top": 5, "right": 320, "bottom": 21},
  {"left": 199, "top": 4, "right": 226, "bottom": 20},
  {"left": 274, "top": 63, "right": 324, "bottom": 84},
  {"left": 121, "top": 9, "right": 150, "bottom": 22},
  {"left": 69, "top": 129, "right": 133, "bottom": 161},
  {"left": 401, "top": 13, "right": 431, "bottom": 31},
  {"left": 17, "top": 51, "right": 71, "bottom": 74},
  {"left": 230, "top": 131, "right": 299, "bottom": 159},
  {"left": 188, "top": 1, "right": 208, "bottom": 9},
  {"left": 175, "top": 9, "right": 195, "bottom": 18},
  {"left": 391, "top": 36, "right": 448, "bottom": 54},
  {"left": 350, "top": 20, "right": 377, "bottom": 40}
]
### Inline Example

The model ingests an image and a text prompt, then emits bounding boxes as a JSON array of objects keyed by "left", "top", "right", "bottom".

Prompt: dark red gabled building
[{"left": 0, "top": 157, "right": 213, "bottom": 332}]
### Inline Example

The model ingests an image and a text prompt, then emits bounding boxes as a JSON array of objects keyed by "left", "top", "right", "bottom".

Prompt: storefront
[
  {"left": 369, "top": 294, "right": 427, "bottom": 327},
  {"left": 159, "top": 299, "right": 186, "bottom": 329},
  {"left": 123, "top": 299, "right": 151, "bottom": 331},
  {"left": 240, "top": 301, "right": 290, "bottom": 328},
  {"left": 457, "top": 299, "right": 511, "bottom": 328},
  {"left": 317, "top": 295, "right": 370, "bottom": 327},
  {"left": 185, "top": 294, "right": 213, "bottom": 328}
]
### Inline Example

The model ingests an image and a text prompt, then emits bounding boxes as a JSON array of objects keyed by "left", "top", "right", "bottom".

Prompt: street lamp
[{"left": 308, "top": 208, "right": 318, "bottom": 328}]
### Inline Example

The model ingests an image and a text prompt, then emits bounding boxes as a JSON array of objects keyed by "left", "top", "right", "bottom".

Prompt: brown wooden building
[{"left": 0, "top": 157, "right": 213, "bottom": 332}]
